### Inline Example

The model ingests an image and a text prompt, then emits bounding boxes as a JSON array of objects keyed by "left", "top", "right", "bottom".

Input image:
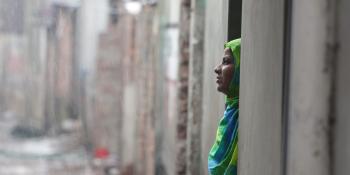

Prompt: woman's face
[{"left": 214, "top": 48, "right": 234, "bottom": 96}]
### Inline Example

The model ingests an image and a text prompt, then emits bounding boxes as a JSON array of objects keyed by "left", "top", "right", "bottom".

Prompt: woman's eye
[{"left": 222, "top": 59, "right": 230, "bottom": 64}]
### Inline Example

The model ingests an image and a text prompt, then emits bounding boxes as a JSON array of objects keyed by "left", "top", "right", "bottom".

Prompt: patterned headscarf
[{"left": 208, "top": 38, "right": 240, "bottom": 175}]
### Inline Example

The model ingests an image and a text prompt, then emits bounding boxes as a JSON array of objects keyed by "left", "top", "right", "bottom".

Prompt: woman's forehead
[{"left": 223, "top": 48, "right": 233, "bottom": 56}]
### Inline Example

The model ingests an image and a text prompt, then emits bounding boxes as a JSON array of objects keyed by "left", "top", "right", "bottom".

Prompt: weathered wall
[
  {"left": 186, "top": 0, "right": 205, "bottom": 174},
  {"left": 121, "top": 15, "right": 138, "bottom": 173},
  {"left": 286, "top": 0, "right": 336, "bottom": 174},
  {"left": 23, "top": 0, "right": 47, "bottom": 129},
  {"left": 239, "top": 0, "right": 284, "bottom": 175},
  {"left": 334, "top": 0, "right": 350, "bottom": 174},
  {"left": 53, "top": 8, "right": 75, "bottom": 131},
  {"left": 201, "top": 0, "right": 229, "bottom": 174},
  {"left": 76, "top": 0, "right": 109, "bottom": 146},
  {"left": 176, "top": 0, "right": 191, "bottom": 174},
  {"left": 0, "top": 35, "right": 26, "bottom": 121},
  {"left": 134, "top": 5, "right": 158, "bottom": 175},
  {"left": 95, "top": 14, "right": 127, "bottom": 156},
  {"left": 156, "top": 0, "right": 181, "bottom": 175}
]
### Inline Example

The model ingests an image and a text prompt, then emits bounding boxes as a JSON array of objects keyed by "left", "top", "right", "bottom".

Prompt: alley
[{"left": 1, "top": 0, "right": 350, "bottom": 175}]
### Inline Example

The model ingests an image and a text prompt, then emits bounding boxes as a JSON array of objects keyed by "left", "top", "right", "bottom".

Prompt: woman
[{"left": 208, "top": 38, "right": 240, "bottom": 175}]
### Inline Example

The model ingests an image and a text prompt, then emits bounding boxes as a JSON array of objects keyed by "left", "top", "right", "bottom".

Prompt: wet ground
[
  {"left": 0, "top": 150, "right": 104, "bottom": 175},
  {"left": 0, "top": 114, "right": 116, "bottom": 175}
]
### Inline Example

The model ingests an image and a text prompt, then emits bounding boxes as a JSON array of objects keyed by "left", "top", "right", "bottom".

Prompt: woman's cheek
[
  {"left": 223, "top": 66, "right": 234, "bottom": 80},
  {"left": 221, "top": 66, "right": 231, "bottom": 90}
]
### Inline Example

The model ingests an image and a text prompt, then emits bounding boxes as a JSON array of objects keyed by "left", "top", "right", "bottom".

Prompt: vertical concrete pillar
[
  {"left": 334, "top": 0, "right": 350, "bottom": 174},
  {"left": 176, "top": 0, "right": 191, "bottom": 174},
  {"left": 186, "top": 0, "right": 205, "bottom": 174},
  {"left": 54, "top": 8, "right": 75, "bottom": 132},
  {"left": 76, "top": 0, "right": 108, "bottom": 151},
  {"left": 155, "top": 0, "right": 181, "bottom": 175},
  {"left": 23, "top": 0, "right": 47, "bottom": 130},
  {"left": 239, "top": 0, "right": 285, "bottom": 175},
  {"left": 134, "top": 5, "right": 158, "bottom": 175},
  {"left": 286, "top": 0, "right": 336, "bottom": 174}
]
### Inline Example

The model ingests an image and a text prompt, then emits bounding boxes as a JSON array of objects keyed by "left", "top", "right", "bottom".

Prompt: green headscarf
[{"left": 225, "top": 39, "right": 241, "bottom": 105}]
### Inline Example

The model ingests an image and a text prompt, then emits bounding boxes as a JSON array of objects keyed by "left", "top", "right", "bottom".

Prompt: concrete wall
[
  {"left": 95, "top": 17, "right": 127, "bottom": 155},
  {"left": 201, "top": 0, "right": 228, "bottom": 174},
  {"left": 286, "top": 0, "right": 336, "bottom": 174},
  {"left": 334, "top": 0, "right": 350, "bottom": 174},
  {"left": 239, "top": 0, "right": 284, "bottom": 175},
  {"left": 54, "top": 8, "right": 75, "bottom": 130},
  {"left": 186, "top": 0, "right": 205, "bottom": 174},
  {"left": 133, "top": 5, "right": 158, "bottom": 175},
  {"left": 121, "top": 15, "right": 137, "bottom": 172},
  {"left": 157, "top": 0, "right": 181, "bottom": 174},
  {"left": 0, "top": 35, "right": 27, "bottom": 120},
  {"left": 176, "top": 0, "right": 191, "bottom": 174},
  {"left": 23, "top": 0, "right": 47, "bottom": 128},
  {"left": 76, "top": 0, "right": 110, "bottom": 153}
]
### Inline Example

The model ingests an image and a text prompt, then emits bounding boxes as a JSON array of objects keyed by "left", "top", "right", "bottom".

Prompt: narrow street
[{"left": 0, "top": 113, "right": 115, "bottom": 175}]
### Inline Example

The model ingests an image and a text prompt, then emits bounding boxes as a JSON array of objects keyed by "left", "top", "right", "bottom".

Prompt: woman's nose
[{"left": 214, "top": 65, "right": 220, "bottom": 74}]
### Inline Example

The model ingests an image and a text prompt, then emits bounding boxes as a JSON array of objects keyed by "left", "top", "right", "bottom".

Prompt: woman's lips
[{"left": 216, "top": 77, "right": 221, "bottom": 83}]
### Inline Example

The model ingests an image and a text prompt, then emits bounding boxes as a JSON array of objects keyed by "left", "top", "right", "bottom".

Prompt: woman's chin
[{"left": 216, "top": 86, "right": 223, "bottom": 92}]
